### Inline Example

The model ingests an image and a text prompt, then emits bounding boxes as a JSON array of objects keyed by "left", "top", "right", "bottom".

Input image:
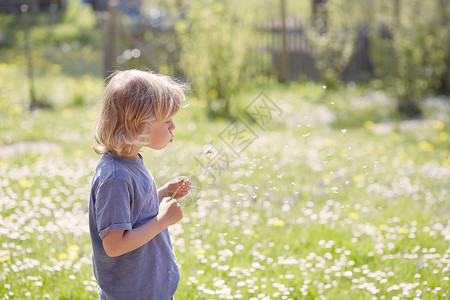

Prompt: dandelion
[
  {"left": 19, "top": 178, "right": 32, "bottom": 188},
  {"left": 62, "top": 108, "right": 73, "bottom": 117},
  {"left": 364, "top": 120, "right": 374, "bottom": 130},
  {"left": 433, "top": 120, "right": 445, "bottom": 131},
  {"left": 418, "top": 141, "right": 434, "bottom": 152},
  {"left": 170, "top": 144, "right": 217, "bottom": 200},
  {"left": 208, "top": 89, "right": 218, "bottom": 99},
  {"left": 53, "top": 147, "right": 63, "bottom": 156},
  {"left": 270, "top": 218, "right": 286, "bottom": 227},
  {"left": 348, "top": 213, "right": 359, "bottom": 220},
  {"left": 443, "top": 155, "right": 450, "bottom": 165},
  {"left": 74, "top": 149, "right": 84, "bottom": 157},
  {"left": 67, "top": 245, "right": 80, "bottom": 252},
  {"left": 397, "top": 228, "right": 409, "bottom": 234},
  {"left": 353, "top": 175, "right": 364, "bottom": 183},
  {"left": 194, "top": 248, "right": 206, "bottom": 257},
  {"left": 379, "top": 224, "right": 388, "bottom": 231}
]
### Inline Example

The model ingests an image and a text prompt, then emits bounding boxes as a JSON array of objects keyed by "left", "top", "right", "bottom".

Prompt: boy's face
[{"left": 145, "top": 117, "right": 176, "bottom": 150}]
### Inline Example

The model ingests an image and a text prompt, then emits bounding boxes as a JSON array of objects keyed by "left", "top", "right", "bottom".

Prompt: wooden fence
[{"left": 102, "top": 5, "right": 374, "bottom": 83}]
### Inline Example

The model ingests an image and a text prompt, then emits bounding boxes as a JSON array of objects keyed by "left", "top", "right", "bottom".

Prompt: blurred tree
[
  {"left": 312, "top": 0, "right": 327, "bottom": 34},
  {"left": 175, "top": 0, "right": 257, "bottom": 118},
  {"left": 307, "top": 0, "right": 358, "bottom": 88},
  {"left": 370, "top": 0, "right": 449, "bottom": 117}
]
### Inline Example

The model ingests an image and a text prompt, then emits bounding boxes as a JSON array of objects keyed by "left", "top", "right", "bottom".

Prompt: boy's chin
[{"left": 150, "top": 144, "right": 168, "bottom": 150}]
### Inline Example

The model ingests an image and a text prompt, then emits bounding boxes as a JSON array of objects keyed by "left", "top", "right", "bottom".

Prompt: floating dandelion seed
[
  {"left": 323, "top": 85, "right": 327, "bottom": 89},
  {"left": 170, "top": 144, "right": 217, "bottom": 200},
  {"left": 341, "top": 129, "right": 347, "bottom": 135}
]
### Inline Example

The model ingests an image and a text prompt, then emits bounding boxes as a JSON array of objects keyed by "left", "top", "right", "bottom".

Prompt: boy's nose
[{"left": 170, "top": 121, "right": 176, "bottom": 130}]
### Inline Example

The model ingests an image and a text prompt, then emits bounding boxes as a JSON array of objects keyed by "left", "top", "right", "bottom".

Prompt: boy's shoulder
[{"left": 95, "top": 153, "right": 139, "bottom": 184}]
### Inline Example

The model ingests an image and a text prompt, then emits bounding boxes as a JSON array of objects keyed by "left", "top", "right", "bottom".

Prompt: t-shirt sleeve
[{"left": 95, "top": 179, "right": 133, "bottom": 239}]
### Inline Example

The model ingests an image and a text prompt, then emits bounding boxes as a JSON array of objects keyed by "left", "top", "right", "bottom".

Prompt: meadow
[{"left": 0, "top": 62, "right": 449, "bottom": 299}]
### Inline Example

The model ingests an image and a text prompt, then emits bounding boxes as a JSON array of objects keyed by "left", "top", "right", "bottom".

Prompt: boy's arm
[{"left": 102, "top": 198, "right": 182, "bottom": 257}]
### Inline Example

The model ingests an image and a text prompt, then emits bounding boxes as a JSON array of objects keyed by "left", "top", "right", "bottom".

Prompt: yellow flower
[
  {"left": 440, "top": 132, "right": 448, "bottom": 142},
  {"left": 319, "top": 139, "right": 336, "bottom": 148},
  {"left": 273, "top": 219, "right": 285, "bottom": 227},
  {"left": 74, "top": 149, "right": 84, "bottom": 157},
  {"left": 67, "top": 245, "right": 80, "bottom": 253},
  {"left": 208, "top": 89, "right": 218, "bottom": 99},
  {"left": 244, "top": 229, "right": 255, "bottom": 236},
  {"left": 68, "top": 245, "right": 80, "bottom": 260},
  {"left": 353, "top": 175, "right": 363, "bottom": 183},
  {"left": 364, "top": 120, "right": 374, "bottom": 130},
  {"left": 51, "top": 64, "right": 62, "bottom": 73},
  {"left": 9, "top": 104, "right": 23, "bottom": 115},
  {"left": 19, "top": 178, "right": 32, "bottom": 188},
  {"left": 348, "top": 213, "right": 359, "bottom": 220},
  {"left": 322, "top": 174, "right": 330, "bottom": 184},
  {"left": 0, "top": 255, "right": 10, "bottom": 262},
  {"left": 53, "top": 147, "right": 63, "bottom": 156},
  {"left": 397, "top": 228, "right": 409, "bottom": 234},
  {"left": 397, "top": 151, "right": 408, "bottom": 160},
  {"left": 69, "top": 253, "right": 79, "bottom": 260},
  {"left": 379, "top": 224, "right": 388, "bottom": 231},
  {"left": 418, "top": 141, "right": 434, "bottom": 152},
  {"left": 58, "top": 253, "right": 68, "bottom": 260},
  {"left": 443, "top": 155, "right": 450, "bottom": 165},
  {"left": 377, "top": 145, "right": 386, "bottom": 154},
  {"left": 340, "top": 149, "right": 349, "bottom": 158},
  {"left": 194, "top": 248, "right": 206, "bottom": 257},
  {"left": 159, "top": 64, "right": 169, "bottom": 74},
  {"left": 62, "top": 109, "right": 72, "bottom": 117},
  {"left": 433, "top": 120, "right": 445, "bottom": 131}
]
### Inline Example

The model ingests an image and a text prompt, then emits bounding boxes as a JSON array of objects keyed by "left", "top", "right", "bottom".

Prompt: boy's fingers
[{"left": 163, "top": 197, "right": 175, "bottom": 203}]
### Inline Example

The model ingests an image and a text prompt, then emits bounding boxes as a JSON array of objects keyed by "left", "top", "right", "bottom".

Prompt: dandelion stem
[{"left": 170, "top": 163, "right": 200, "bottom": 200}]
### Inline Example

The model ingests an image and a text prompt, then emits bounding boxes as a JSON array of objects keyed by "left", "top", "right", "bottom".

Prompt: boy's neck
[{"left": 111, "top": 149, "right": 140, "bottom": 160}]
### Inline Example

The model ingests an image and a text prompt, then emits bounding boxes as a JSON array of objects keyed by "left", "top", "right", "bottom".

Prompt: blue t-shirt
[{"left": 89, "top": 152, "right": 180, "bottom": 300}]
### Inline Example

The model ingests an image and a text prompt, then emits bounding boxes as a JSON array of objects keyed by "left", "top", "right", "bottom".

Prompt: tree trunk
[
  {"left": 438, "top": 0, "right": 450, "bottom": 93},
  {"left": 278, "top": 0, "right": 287, "bottom": 83},
  {"left": 397, "top": 96, "right": 422, "bottom": 118}
]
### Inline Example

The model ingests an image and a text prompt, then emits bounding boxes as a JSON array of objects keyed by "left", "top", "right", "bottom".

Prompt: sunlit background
[{"left": 0, "top": 0, "right": 449, "bottom": 299}]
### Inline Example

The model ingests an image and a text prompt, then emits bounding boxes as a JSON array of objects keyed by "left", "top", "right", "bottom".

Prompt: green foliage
[
  {"left": 30, "top": 1, "right": 98, "bottom": 47},
  {"left": 370, "top": 0, "right": 449, "bottom": 117},
  {"left": 175, "top": 0, "right": 258, "bottom": 118},
  {"left": 3, "top": 0, "right": 99, "bottom": 48}
]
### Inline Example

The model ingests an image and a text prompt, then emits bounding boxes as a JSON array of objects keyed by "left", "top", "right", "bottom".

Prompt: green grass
[{"left": 1, "top": 66, "right": 449, "bottom": 299}]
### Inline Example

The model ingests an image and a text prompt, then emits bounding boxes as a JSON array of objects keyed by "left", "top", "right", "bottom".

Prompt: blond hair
[{"left": 93, "top": 69, "right": 186, "bottom": 156}]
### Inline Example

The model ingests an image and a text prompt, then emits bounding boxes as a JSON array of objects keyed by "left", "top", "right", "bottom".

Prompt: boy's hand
[
  {"left": 158, "top": 197, "right": 183, "bottom": 227},
  {"left": 164, "top": 177, "right": 191, "bottom": 199}
]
